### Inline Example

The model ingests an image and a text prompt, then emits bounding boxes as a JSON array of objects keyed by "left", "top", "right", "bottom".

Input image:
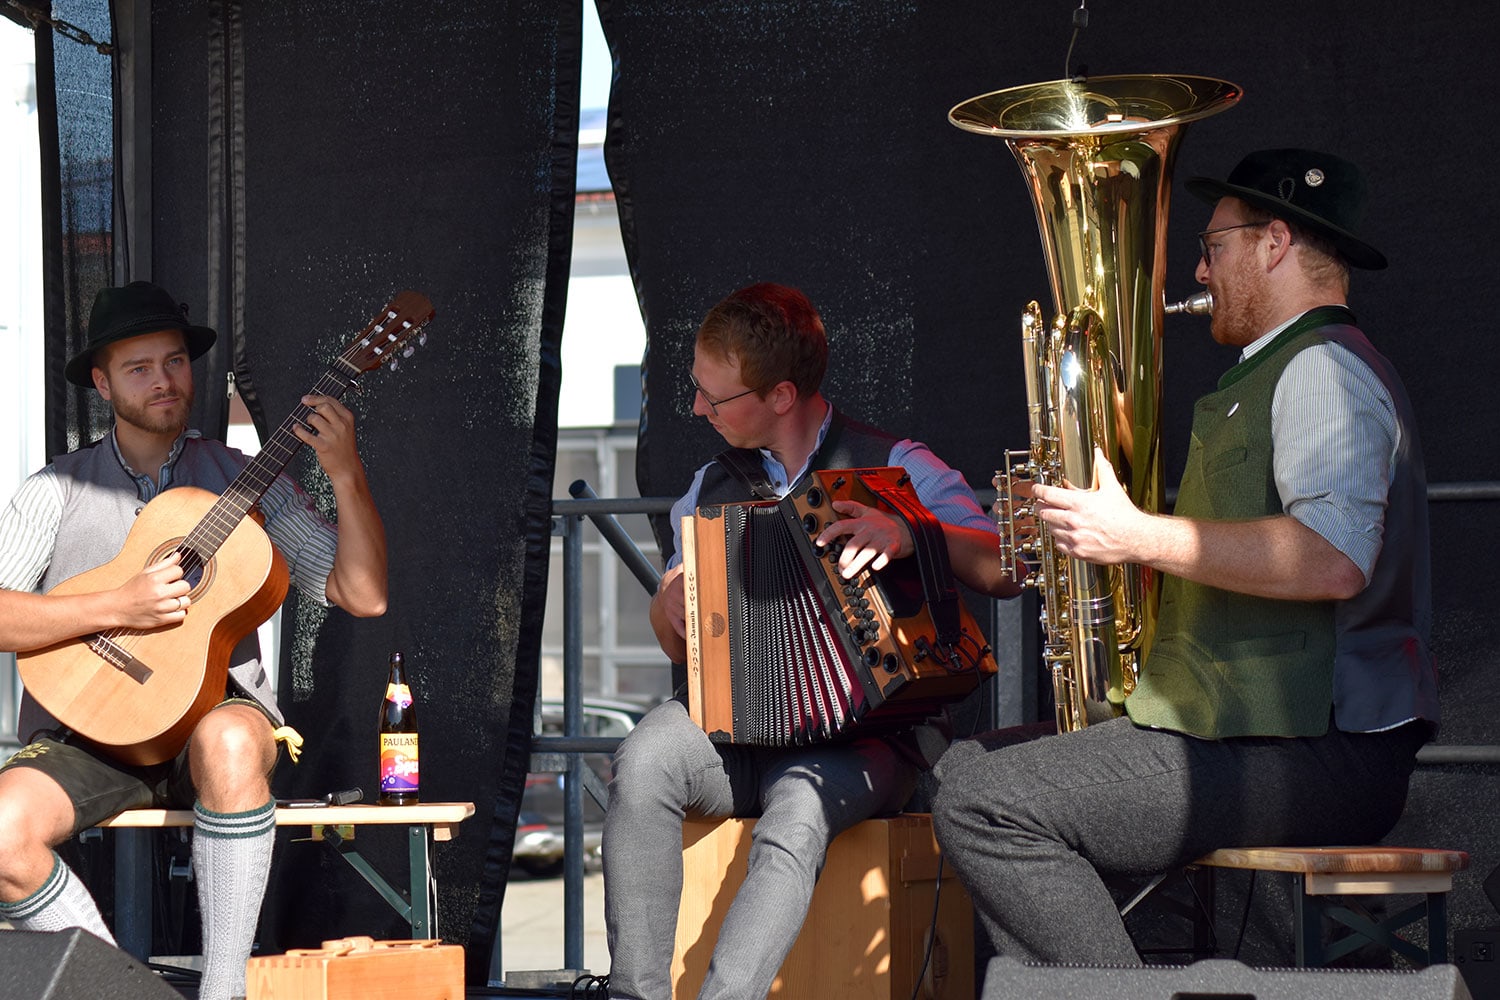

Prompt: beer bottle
[{"left": 378, "top": 652, "right": 419, "bottom": 805}]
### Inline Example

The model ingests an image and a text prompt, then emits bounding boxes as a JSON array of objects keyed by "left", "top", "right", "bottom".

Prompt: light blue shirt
[{"left": 1242, "top": 313, "right": 1398, "bottom": 582}]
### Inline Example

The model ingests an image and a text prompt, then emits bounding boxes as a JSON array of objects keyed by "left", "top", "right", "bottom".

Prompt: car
[
  {"left": 511, "top": 696, "right": 655, "bottom": 877},
  {"left": 512, "top": 807, "right": 596, "bottom": 878}
]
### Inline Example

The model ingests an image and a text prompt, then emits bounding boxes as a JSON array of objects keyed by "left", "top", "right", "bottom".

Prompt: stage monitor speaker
[
  {"left": 981, "top": 956, "right": 1474, "bottom": 1000},
  {"left": 0, "top": 928, "right": 181, "bottom": 999}
]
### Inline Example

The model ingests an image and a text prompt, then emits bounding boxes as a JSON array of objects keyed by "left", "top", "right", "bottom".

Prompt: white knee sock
[
  {"left": 0, "top": 850, "right": 117, "bottom": 944},
  {"left": 193, "top": 799, "right": 275, "bottom": 1000}
]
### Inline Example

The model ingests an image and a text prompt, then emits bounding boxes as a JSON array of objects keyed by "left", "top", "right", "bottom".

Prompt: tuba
[{"left": 949, "top": 75, "right": 1239, "bottom": 731}]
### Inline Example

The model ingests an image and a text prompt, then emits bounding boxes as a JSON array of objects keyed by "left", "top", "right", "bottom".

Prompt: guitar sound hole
[{"left": 148, "top": 539, "right": 215, "bottom": 600}]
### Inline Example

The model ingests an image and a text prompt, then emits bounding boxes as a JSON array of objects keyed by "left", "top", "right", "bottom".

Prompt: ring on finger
[{"left": 178, "top": 595, "right": 187, "bottom": 610}]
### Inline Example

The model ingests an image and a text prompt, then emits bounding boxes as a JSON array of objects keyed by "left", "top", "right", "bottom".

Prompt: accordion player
[{"left": 681, "top": 466, "right": 997, "bottom": 746}]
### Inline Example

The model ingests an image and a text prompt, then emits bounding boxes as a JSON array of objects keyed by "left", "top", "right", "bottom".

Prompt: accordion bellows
[{"left": 683, "top": 467, "right": 997, "bottom": 746}]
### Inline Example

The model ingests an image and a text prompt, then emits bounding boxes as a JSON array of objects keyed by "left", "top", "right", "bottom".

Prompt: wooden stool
[
  {"left": 1193, "top": 846, "right": 1470, "bottom": 967},
  {"left": 672, "top": 815, "right": 972, "bottom": 1000}
]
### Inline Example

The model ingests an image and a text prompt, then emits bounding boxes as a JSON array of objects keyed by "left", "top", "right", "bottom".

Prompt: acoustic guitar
[{"left": 18, "top": 291, "right": 435, "bottom": 766}]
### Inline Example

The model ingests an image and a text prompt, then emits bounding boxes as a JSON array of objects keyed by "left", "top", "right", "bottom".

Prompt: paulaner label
[{"left": 380, "top": 733, "right": 420, "bottom": 793}]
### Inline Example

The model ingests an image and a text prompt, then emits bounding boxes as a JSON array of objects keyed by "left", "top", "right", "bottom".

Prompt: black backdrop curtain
[
  {"left": 136, "top": 0, "right": 577, "bottom": 981},
  {"left": 31, "top": 0, "right": 117, "bottom": 456}
]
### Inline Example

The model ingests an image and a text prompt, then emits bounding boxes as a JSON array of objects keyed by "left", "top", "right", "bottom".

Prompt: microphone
[
  {"left": 323, "top": 787, "right": 364, "bottom": 806},
  {"left": 1165, "top": 291, "right": 1213, "bottom": 316}
]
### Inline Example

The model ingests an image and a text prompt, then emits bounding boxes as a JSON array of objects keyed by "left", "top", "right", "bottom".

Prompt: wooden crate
[
  {"left": 672, "top": 815, "right": 972, "bottom": 1000},
  {"left": 246, "top": 936, "right": 463, "bottom": 999}
]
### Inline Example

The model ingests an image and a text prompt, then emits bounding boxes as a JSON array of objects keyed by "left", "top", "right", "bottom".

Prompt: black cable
[
  {"left": 909, "top": 853, "right": 946, "bottom": 1000},
  {"left": 569, "top": 972, "right": 611, "bottom": 999},
  {"left": 1233, "top": 869, "right": 1257, "bottom": 960},
  {"left": 1182, "top": 868, "right": 1221, "bottom": 956},
  {"left": 1062, "top": 0, "right": 1089, "bottom": 81}
]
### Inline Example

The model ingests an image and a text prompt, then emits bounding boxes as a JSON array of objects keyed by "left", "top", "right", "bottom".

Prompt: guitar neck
[{"left": 178, "top": 366, "right": 355, "bottom": 571}]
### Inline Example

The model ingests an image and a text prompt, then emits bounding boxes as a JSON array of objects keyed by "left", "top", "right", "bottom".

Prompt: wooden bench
[
  {"left": 93, "top": 802, "right": 475, "bottom": 962},
  {"left": 1192, "top": 846, "right": 1470, "bottom": 967}
]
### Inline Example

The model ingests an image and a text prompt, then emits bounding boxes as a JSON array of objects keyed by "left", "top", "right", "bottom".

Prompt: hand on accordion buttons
[{"left": 816, "top": 500, "right": 913, "bottom": 578}]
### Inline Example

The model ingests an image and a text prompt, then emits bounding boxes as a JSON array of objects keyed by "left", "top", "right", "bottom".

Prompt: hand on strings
[
  {"left": 295, "top": 395, "right": 363, "bottom": 482},
  {"left": 112, "top": 551, "right": 192, "bottom": 628},
  {"left": 1028, "top": 448, "right": 1147, "bottom": 565},
  {"left": 815, "top": 500, "right": 913, "bottom": 579}
]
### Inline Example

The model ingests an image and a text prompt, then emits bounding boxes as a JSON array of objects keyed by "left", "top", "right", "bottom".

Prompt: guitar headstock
[{"left": 342, "top": 291, "right": 436, "bottom": 375}]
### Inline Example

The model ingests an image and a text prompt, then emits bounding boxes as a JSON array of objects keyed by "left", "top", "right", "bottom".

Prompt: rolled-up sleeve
[
  {"left": 1271, "top": 342, "right": 1397, "bottom": 583},
  {"left": 888, "top": 440, "right": 993, "bottom": 531},
  {"left": 257, "top": 474, "right": 339, "bottom": 605}
]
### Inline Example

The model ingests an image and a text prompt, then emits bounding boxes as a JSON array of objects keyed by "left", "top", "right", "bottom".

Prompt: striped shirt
[
  {"left": 1242, "top": 315, "right": 1398, "bottom": 583},
  {"left": 664, "top": 403, "right": 992, "bottom": 570},
  {"left": 0, "top": 428, "right": 338, "bottom": 603}
]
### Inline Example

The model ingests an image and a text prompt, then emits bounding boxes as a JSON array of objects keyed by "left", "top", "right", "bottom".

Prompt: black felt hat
[
  {"left": 1185, "top": 148, "right": 1387, "bottom": 270},
  {"left": 66, "top": 281, "right": 218, "bottom": 387}
]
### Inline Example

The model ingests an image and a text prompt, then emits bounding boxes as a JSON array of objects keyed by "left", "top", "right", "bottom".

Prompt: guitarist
[{"left": 0, "top": 281, "right": 388, "bottom": 1000}]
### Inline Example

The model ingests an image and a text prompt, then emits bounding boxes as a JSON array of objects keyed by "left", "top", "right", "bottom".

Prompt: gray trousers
[
  {"left": 602, "top": 699, "right": 917, "bottom": 1000},
  {"left": 931, "top": 715, "right": 1424, "bottom": 966}
]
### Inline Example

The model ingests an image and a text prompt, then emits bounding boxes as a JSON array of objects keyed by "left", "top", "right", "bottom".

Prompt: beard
[
  {"left": 1207, "top": 251, "right": 1271, "bottom": 348},
  {"left": 112, "top": 387, "right": 194, "bottom": 436}
]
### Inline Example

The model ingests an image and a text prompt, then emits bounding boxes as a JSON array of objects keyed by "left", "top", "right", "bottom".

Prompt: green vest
[{"left": 1125, "top": 307, "right": 1354, "bottom": 738}]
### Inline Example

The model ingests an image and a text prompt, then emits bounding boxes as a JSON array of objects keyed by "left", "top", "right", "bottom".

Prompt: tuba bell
[{"left": 949, "top": 75, "right": 1239, "bottom": 731}]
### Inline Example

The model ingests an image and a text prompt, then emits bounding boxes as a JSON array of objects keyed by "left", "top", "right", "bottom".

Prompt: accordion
[{"left": 682, "top": 467, "right": 997, "bottom": 746}]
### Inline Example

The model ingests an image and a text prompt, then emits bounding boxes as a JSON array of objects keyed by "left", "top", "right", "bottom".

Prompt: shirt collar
[
  {"left": 757, "top": 400, "right": 832, "bottom": 497},
  {"left": 1238, "top": 313, "right": 1300, "bottom": 363},
  {"left": 110, "top": 427, "right": 200, "bottom": 501}
]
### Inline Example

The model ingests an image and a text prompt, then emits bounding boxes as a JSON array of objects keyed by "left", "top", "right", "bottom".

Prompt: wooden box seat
[{"left": 673, "top": 815, "right": 972, "bottom": 1000}]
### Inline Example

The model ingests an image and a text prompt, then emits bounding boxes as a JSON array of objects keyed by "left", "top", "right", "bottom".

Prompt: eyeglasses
[
  {"left": 689, "top": 372, "right": 761, "bottom": 415},
  {"left": 1198, "top": 221, "right": 1269, "bottom": 266}
]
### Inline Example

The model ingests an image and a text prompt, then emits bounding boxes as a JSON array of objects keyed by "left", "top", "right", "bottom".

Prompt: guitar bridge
[{"left": 88, "top": 635, "right": 154, "bottom": 685}]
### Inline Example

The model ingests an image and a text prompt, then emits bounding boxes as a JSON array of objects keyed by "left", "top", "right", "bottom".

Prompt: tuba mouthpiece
[{"left": 1165, "top": 291, "right": 1213, "bottom": 316}]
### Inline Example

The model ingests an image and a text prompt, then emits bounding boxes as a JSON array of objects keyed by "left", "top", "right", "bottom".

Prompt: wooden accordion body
[{"left": 682, "top": 467, "right": 997, "bottom": 746}]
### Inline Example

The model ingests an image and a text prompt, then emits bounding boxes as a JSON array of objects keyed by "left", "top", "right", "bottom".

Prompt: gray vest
[
  {"left": 1318, "top": 325, "right": 1439, "bottom": 732},
  {"left": 18, "top": 435, "right": 281, "bottom": 744}
]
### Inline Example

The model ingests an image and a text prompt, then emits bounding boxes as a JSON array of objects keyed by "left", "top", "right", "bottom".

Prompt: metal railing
[{"left": 510, "top": 482, "right": 673, "bottom": 979}]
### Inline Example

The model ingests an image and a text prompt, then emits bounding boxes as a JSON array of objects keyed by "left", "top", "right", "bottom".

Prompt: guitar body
[{"left": 18, "top": 486, "right": 289, "bottom": 766}]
